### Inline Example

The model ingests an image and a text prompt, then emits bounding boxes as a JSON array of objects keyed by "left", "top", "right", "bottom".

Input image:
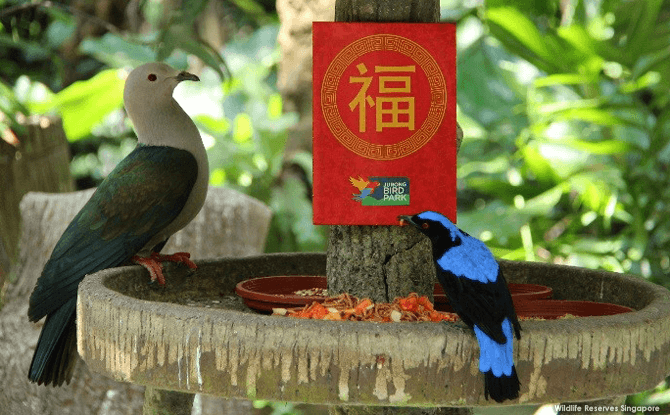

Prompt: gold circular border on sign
[{"left": 321, "top": 33, "right": 447, "bottom": 160}]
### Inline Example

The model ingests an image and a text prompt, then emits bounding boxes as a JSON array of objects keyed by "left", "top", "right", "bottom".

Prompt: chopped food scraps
[
  {"left": 272, "top": 292, "right": 459, "bottom": 323},
  {"left": 293, "top": 288, "right": 328, "bottom": 297}
]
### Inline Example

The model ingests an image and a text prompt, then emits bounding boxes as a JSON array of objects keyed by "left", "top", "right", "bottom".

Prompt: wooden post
[
  {"left": 327, "top": 1, "right": 469, "bottom": 414},
  {"left": 326, "top": 0, "right": 442, "bottom": 305},
  {"left": 0, "top": 115, "right": 74, "bottom": 289}
]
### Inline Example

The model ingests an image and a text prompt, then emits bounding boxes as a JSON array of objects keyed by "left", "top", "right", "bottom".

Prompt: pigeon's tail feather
[
  {"left": 29, "top": 298, "right": 77, "bottom": 386},
  {"left": 484, "top": 366, "right": 520, "bottom": 403}
]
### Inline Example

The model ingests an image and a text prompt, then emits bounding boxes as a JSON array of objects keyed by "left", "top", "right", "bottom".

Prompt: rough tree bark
[
  {"left": 327, "top": 1, "right": 469, "bottom": 414},
  {"left": 326, "top": 0, "right": 449, "bottom": 304},
  {"left": 0, "top": 115, "right": 75, "bottom": 289}
]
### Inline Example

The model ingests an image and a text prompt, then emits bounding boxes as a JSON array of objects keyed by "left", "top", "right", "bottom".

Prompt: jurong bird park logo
[
  {"left": 321, "top": 33, "right": 447, "bottom": 160},
  {"left": 350, "top": 176, "right": 410, "bottom": 206}
]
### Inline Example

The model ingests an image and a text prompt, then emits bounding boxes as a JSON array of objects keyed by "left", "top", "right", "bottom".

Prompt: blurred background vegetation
[{"left": 1, "top": 0, "right": 669, "bottom": 413}]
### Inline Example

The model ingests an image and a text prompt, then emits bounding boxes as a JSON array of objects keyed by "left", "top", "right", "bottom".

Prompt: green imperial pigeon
[{"left": 27, "top": 62, "right": 209, "bottom": 386}]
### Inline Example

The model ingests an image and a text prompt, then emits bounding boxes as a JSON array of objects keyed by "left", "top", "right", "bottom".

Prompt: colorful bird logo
[{"left": 349, "top": 176, "right": 380, "bottom": 202}]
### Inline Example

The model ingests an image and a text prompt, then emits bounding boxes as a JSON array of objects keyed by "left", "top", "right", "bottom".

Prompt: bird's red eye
[
  {"left": 147, "top": 74, "right": 157, "bottom": 81},
  {"left": 422, "top": 223, "right": 430, "bottom": 230}
]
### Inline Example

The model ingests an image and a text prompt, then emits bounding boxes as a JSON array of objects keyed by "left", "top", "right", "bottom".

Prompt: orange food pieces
[
  {"left": 273, "top": 292, "right": 459, "bottom": 323},
  {"left": 353, "top": 298, "right": 374, "bottom": 315},
  {"left": 398, "top": 293, "right": 435, "bottom": 313}
]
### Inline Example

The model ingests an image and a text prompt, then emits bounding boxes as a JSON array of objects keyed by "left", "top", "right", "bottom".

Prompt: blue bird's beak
[
  {"left": 175, "top": 71, "right": 200, "bottom": 82},
  {"left": 398, "top": 215, "right": 416, "bottom": 228}
]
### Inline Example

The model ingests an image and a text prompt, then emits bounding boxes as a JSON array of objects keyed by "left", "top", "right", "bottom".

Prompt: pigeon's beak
[
  {"left": 175, "top": 71, "right": 200, "bottom": 82},
  {"left": 398, "top": 215, "right": 417, "bottom": 228}
]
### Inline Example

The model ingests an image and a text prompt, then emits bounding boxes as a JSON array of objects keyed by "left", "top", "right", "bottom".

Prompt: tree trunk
[
  {"left": 327, "top": 225, "right": 434, "bottom": 302},
  {"left": 0, "top": 115, "right": 74, "bottom": 288},
  {"left": 327, "top": 1, "right": 469, "bottom": 414},
  {"left": 335, "top": 0, "right": 440, "bottom": 22},
  {"left": 326, "top": 0, "right": 442, "bottom": 303}
]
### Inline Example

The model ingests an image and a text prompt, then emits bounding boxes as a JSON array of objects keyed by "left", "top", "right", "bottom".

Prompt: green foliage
[
  {"left": 0, "top": 78, "right": 29, "bottom": 137},
  {"left": 30, "top": 69, "right": 125, "bottom": 141},
  {"left": 1, "top": 0, "right": 318, "bottom": 252},
  {"left": 455, "top": 3, "right": 670, "bottom": 404},
  {"left": 194, "top": 24, "right": 325, "bottom": 252},
  {"left": 627, "top": 378, "right": 670, "bottom": 413},
  {"left": 454, "top": 0, "right": 670, "bottom": 289}
]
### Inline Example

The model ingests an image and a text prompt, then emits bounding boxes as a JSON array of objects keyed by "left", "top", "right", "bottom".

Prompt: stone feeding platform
[{"left": 78, "top": 253, "right": 670, "bottom": 407}]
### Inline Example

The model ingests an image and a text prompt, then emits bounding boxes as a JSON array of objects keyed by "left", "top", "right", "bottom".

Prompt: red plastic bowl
[
  {"left": 515, "top": 300, "right": 633, "bottom": 320},
  {"left": 236, "top": 276, "right": 327, "bottom": 312},
  {"left": 433, "top": 283, "right": 553, "bottom": 305},
  {"left": 237, "top": 276, "right": 554, "bottom": 314},
  {"left": 237, "top": 277, "right": 632, "bottom": 319}
]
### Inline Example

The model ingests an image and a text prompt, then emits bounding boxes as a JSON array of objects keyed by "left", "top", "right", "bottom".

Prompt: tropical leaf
[
  {"left": 520, "top": 144, "right": 559, "bottom": 185},
  {"left": 486, "top": 7, "right": 561, "bottom": 73},
  {"left": 30, "top": 69, "right": 125, "bottom": 141}
]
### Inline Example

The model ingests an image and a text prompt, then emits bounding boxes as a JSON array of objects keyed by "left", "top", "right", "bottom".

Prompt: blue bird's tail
[{"left": 473, "top": 318, "right": 520, "bottom": 402}]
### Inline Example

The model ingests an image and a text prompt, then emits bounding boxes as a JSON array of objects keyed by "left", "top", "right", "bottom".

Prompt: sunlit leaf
[
  {"left": 210, "top": 168, "right": 226, "bottom": 186},
  {"left": 195, "top": 114, "right": 230, "bottom": 135},
  {"left": 233, "top": 113, "right": 253, "bottom": 143},
  {"left": 534, "top": 73, "right": 597, "bottom": 87},
  {"left": 490, "top": 246, "right": 526, "bottom": 260},
  {"left": 568, "top": 108, "right": 635, "bottom": 126},
  {"left": 486, "top": 7, "right": 559, "bottom": 73},
  {"left": 557, "top": 25, "right": 599, "bottom": 57},
  {"left": 561, "top": 138, "right": 631, "bottom": 154},
  {"left": 536, "top": 98, "right": 602, "bottom": 115},
  {"left": 520, "top": 145, "right": 558, "bottom": 185},
  {"left": 32, "top": 69, "right": 125, "bottom": 141},
  {"left": 621, "top": 70, "right": 662, "bottom": 93},
  {"left": 267, "top": 93, "right": 282, "bottom": 119},
  {"left": 568, "top": 174, "right": 612, "bottom": 211}
]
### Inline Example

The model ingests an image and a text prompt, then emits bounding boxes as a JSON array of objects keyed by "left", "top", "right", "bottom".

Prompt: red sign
[{"left": 313, "top": 22, "right": 457, "bottom": 225}]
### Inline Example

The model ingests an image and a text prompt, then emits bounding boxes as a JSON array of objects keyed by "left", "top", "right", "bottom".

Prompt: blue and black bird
[{"left": 399, "top": 211, "right": 521, "bottom": 402}]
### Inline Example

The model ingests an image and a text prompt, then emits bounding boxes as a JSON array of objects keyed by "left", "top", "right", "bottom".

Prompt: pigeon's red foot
[
  {"left": 132, "top": 252, "right": 197, "bottom": 285},
  {"left": 151, "top": 252, "right": 197, "bottom": 270}
]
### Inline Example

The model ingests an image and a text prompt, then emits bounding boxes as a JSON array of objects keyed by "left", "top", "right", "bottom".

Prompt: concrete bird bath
[{"left": 77, "top": 253, "right": 670, "bottom": 408}]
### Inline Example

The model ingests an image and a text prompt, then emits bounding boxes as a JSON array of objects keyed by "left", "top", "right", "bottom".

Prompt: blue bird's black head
[{"left": 398, "top": 211, "right": 463, "bottom": 249}]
